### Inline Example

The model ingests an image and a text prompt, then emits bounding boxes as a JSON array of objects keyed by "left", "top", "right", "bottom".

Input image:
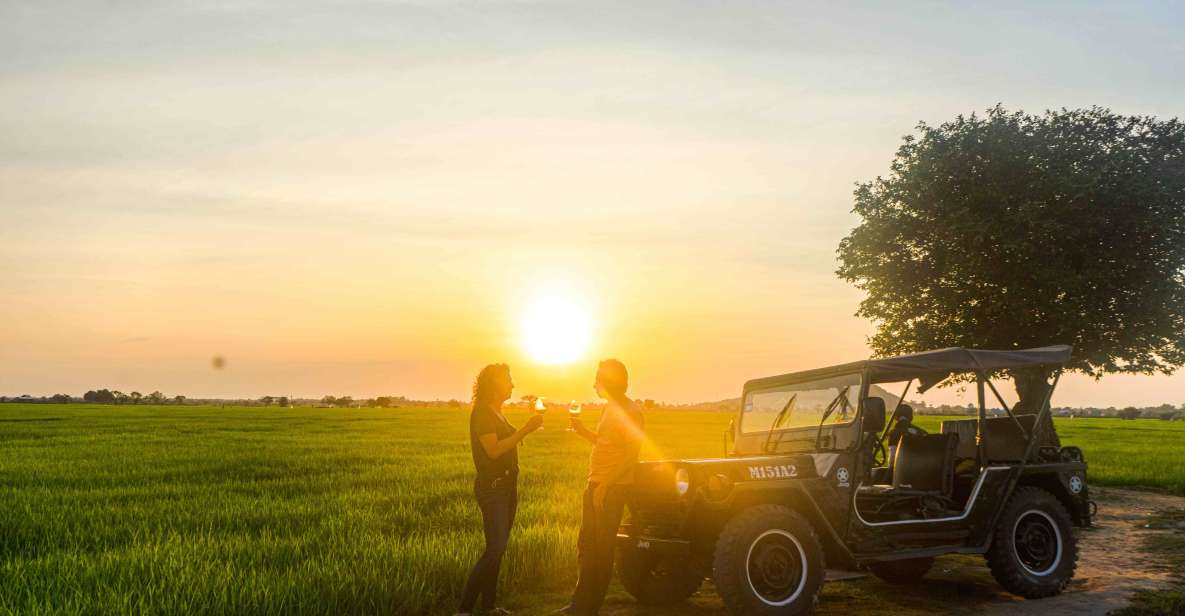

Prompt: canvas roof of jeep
[{"left": 744, "top": 345, "right": 1073, "bottom": 393}]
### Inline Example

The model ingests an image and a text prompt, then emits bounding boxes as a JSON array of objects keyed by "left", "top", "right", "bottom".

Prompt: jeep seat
[
  {"left": 892, "top": 432, "right": 958, "bottom": 495},
  {"left": 941, "top": 415, "right": 1038, "bottom": 463},
  {"left": 857, "top": 432, "right": 959, "bottom": 498}
]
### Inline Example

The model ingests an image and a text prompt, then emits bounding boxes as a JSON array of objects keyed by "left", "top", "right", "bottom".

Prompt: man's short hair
[{"left": 597, "top": 359, "right": 628, "bottom": 395}]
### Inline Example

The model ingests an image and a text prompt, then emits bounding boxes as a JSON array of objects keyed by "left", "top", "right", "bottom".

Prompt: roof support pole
[
  {"left": 976, "top": 372, "right": 986, "bottom": 471},
  {"left": 984, "top": 377, "right": 1030, "bottom": 441},
  {"left": 1020, "top": 370, "right": 1062, "bottom": 463}
]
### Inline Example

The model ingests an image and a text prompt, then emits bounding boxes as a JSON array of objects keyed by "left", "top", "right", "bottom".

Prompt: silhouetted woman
[{"left": 457, "top": 364, "right": 542, "bottom": 616}]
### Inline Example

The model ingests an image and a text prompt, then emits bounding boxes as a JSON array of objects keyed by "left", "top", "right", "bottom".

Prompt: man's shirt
[{"left": 588, "top": 399, "right": 644, "bottom": 484}]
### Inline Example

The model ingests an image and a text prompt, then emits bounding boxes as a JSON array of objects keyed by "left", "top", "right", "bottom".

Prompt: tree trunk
[{"left": 1011, "top": 367, "right": 1061, "bottom": 449}]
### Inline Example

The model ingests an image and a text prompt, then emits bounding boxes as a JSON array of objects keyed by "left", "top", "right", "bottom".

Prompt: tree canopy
[{"left": 837, "top": 105, "right": 1185, "bottom": 411}]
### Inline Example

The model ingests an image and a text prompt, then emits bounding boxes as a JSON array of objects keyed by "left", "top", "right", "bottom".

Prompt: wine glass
[
  {"left": 535, "top": 397, "right": 547, "bottom": 430},
  {"left": 567, "top": 400, "right": 582, "bottom": 432}
]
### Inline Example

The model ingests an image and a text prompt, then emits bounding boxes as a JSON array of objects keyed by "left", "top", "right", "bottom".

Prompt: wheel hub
[
  {"left": 1014, "top": 511, "right": 1061, "bottom": 575},
  {"left": 747, "top": 532, "right": 804, "bottom": 604}
]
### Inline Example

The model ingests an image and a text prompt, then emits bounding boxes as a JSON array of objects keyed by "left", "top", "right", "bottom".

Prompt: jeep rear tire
[
  {"left": 868, "top": 557, "right": 934, "bottom": 584},
  {"left": 986, "top": 486, "right": 1078, "bottom": 598},
  {"left": 713, "top": 504, "right": 824, "bottom": 615},
  {"left": 617, "top": 546, "right": 703, "bottom": 605}
]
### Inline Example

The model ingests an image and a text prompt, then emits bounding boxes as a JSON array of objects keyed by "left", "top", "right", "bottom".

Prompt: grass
[{"left": 0, "top": 404, "right": 1182, "bottom": 615}]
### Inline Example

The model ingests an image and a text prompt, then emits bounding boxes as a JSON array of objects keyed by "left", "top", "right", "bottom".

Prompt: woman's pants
[{"left": 459, "top": 476, "right": 518, "bottom": 612}]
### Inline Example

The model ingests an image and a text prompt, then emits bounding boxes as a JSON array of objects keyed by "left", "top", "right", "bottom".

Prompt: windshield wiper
[
  {"left": 763, "top": 393, "right": 798, "bottom": 454},
  {"left": 814, "top": 386, "right": 851, "bottom": 450}
]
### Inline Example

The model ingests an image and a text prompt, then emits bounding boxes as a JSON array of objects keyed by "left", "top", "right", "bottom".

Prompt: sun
[{"left": 521, "top": 292, "right": 593, "bottom": 365}]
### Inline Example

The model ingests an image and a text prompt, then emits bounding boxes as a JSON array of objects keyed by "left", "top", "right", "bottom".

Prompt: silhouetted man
[{"left": 561, "top": 359, "right": 645, "bottom": 616}]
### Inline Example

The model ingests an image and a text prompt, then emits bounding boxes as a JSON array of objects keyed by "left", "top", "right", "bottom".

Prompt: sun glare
[{"left": 521, "top": 293, "right": 593, "bottom": 365}]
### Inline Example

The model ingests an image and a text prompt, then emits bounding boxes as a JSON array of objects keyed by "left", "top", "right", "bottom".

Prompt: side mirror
[{"left": 862, "top": 397, "right": 886, "bottom": 434}]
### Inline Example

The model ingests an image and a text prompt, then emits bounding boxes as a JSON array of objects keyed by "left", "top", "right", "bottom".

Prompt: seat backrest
[
  {"left": 941, "top": 419, "right": 978, "bottom": 460},
  {"left": 941, "top": 415, "right": 1038, "bottom": 462},
  {"left": 982, "top": 415, "right": 1037, "bottom": 462},
  {"left": 892, "top": 432, "right": 958, "bottom": 495}
]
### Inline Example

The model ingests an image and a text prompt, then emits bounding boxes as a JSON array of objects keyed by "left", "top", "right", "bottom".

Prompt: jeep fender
[
  {"left": 719, "top": 481, "right": 856, "bottom": 569},
  {"left": 1016, "top": 465, "right": 1092, "bottom": 527}
]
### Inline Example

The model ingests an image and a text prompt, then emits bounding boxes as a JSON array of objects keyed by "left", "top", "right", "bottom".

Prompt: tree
[
  {"left": 85, "top": 389, "right": 117, "bottom": 404},
  {"left": 112, "top": 391, "right": 128, "bottom": 405},
  {"left": 174, "top": 395, "right": 186, "bottom": 405},
  {"left": 146, "top": 391, "right": 165, "bottom": 405},
  {"left": 321, "top": 396, "right": 337, "bottom": 407},
  {"left": 334, "top": 396, "right": 354, "bottom": 408},
  {"left": 130, "top": 391, "right": 143, "bottom": 405},
  {"left": 1118, "top": 407, "right": 1142, "bottom": 420},
  {"left": 260, "top": 396, "right": 274, "bottom": 406},
  {"left": 838, "top": 106, "right": 1185, "bottom": 441},
  {"left": 50, "top": 394, "right": 71, "bottom": 404},
  {"left": 278, "top": 396, "right": 290, "bottom": 408}
]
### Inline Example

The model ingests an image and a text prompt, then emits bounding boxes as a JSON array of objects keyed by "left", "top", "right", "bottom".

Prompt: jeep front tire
[
  {"left": 617, "top": 545, "right": 703, "bottom": 605},
  {"left": 713, "top": 504, "right": 825, "bottom": 615},
  {"left": 986, "top": 486, "right": 1078, "bottom": 598}
]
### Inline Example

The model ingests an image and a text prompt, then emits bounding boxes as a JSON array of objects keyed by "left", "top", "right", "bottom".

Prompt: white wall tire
[
  {"left": 713, "top": 504, "right": 824, "bottom": 615},
  {"left": 986, "top": 487, "right": 1078, "bottom": 598}
]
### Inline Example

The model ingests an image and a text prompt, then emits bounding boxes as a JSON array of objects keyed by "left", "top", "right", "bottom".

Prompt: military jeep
[{"left": 616, "top": 346, "right": 1092, "bottom": 615}]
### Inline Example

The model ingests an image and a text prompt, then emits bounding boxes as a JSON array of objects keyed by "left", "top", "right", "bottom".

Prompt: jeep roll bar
[{"left": 740, "top": 346, "right": 1073, "bottom": 460}]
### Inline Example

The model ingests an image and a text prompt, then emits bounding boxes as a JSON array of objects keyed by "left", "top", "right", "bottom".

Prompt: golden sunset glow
[
  {"left": 2, "top": 3, "right": 1184, "bottom": 407},
  {"left": 521, "top": 292, "right": 593, "bottom": 365}
]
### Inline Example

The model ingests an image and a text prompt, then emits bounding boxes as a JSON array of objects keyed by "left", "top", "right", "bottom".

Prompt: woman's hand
[{"left": 524, "top": 414, "right": 544, "bottom": 433}]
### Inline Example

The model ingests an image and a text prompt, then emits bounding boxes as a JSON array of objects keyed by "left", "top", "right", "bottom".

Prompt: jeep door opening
[{"left": 617, "top": 345, "right": 1091, "bottom": 615}]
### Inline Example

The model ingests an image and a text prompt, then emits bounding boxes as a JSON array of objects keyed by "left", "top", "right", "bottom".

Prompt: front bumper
[{"left": 615, "top": 533, "right": 691, "bottom": 557}]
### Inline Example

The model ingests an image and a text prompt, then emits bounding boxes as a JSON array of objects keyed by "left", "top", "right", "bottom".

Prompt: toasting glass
[
  {"left": 567, "top": 400, "right": 582, "bottom": 432},
  {"left": 535, "top": 397, "right": 547, "bottom": 430}
]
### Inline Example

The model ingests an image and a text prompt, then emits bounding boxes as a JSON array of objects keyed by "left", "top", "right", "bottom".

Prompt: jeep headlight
[{"left": 675, "top": 468, "right": 690, "bottom": 496}]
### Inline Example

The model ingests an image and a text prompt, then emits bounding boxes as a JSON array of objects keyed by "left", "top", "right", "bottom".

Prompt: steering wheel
[{"left": 871, "top": 434, "right": 888, "bottom": 467}]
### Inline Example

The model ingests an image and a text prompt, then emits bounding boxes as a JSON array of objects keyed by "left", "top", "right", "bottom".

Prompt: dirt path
[
  {"left": 968, "top": 486, "right": 1184, "bottom": 615},
  {"left": 564, "top": 486, "right": 1185, "bottom": 616}
]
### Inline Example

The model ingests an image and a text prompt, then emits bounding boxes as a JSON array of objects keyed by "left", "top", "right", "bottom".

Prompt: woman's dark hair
[
  {"left": 472, "top": 363, "right": 510, "bottom": 408},
  {"left": 596, "top": 359, "right": 630, "bottom": 406}
]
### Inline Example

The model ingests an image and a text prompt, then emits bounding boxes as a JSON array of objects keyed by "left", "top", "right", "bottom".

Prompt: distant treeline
[
  {"left": 1, "top": 392, "right": 420, "bottom": 409},
  {"left": 3, "top": 393, "right": 1183, "bottom": 420}
]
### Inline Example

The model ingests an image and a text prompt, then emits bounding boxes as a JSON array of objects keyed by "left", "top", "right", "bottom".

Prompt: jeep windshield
[{"left": 740, "top": 372, "right": 861, "bottom": 435}]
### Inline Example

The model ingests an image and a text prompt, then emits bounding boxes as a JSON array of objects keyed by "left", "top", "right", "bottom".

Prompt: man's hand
[
  {"left": 593, "top": 482, "right": 609, "bottom": 512},
  {"left": 570, "top": 417, "right": 597, "bottom": 444},
  {"left": 525, "top": 414, "right": 544, "bottom": 432}
]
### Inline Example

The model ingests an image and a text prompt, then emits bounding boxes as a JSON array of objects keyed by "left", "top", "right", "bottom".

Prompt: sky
[{"left": 2, "top": 1, "right": 1184, "bottom": 406}]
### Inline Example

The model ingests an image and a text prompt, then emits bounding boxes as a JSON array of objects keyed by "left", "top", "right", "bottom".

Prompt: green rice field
[{"left": 0, "top": 404, "right": 1182, "bottom": 615}]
